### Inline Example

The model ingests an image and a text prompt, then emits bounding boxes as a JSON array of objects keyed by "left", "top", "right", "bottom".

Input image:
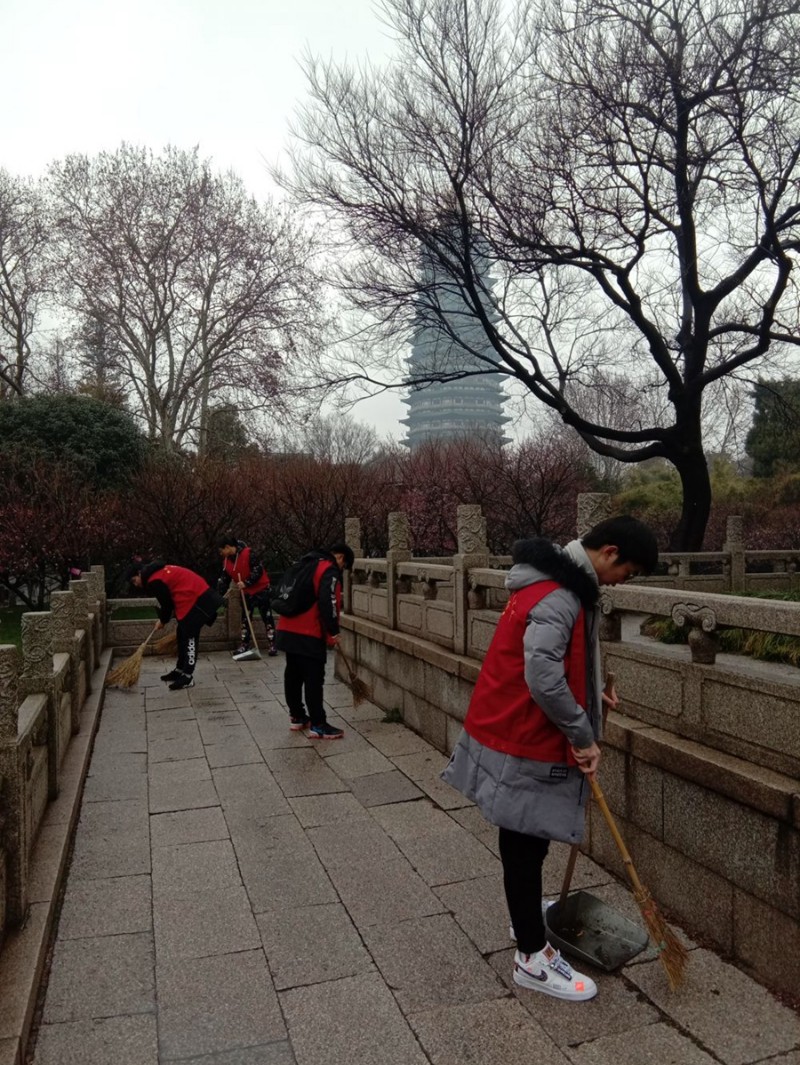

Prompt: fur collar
[{"left": 510, "top": 538, "right": 599, "bottom": 608}]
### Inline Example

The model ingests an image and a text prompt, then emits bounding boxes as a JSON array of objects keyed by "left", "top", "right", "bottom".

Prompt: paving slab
[
  {"left": 624, "top": 949, "right": 800, "bottom": 1064},
  {"left": 148, "top": 778, "right": 220, "bottom": 814},
  {"left": 257, "top": 902, "right": 374, "bottom": 990},
  {"left": 322, "top": 747, "right": 394, "bottom": 780},
  {"left": 306, "top": 818, "right": 403, "bottom": 868},
  {"left": 433, "top": 874, "right": 514, "bottom": 954},
  {"left": 409, "top": 998, "right": 571, "bottom": 1065},
  {"left": 362, "top": 913, "right": 506, "bottom": 1013},
  {"left": 153, "top": 885, "right": 261, "bottom": 960},
  {"left": 157, "top": 950, "right": 286, "bottom": 1061},
  {"left": 349, "top": 719, "right": 434, "bottom": 756},
  {"left": 57, "top": 874, "right": 152, "bottom": 939},
  {"left": 151, "top": 839, "right": 244, "bottom": 898},
  {"left": 280, "top": 971, "right": 429, "bottom": 1065},
  {"left": 212, "top": 763, "right": 291, "bottom": 814},
  {"left": 325, "top": 855, "right": 446, "bottom": 929},
  {"left": 349, "top": 770, "right": 425, "bottom": 807},
  {"left": 174, "top": 1044, "right": 296, "bottom": 1065},
  {"left": 42, "top": 932, "right": 155, "bottom": 1023},
  {"left": 288, "top": 792, "right": 372, "bottom": 827},
  {"left": 150, "top": 806, "right": 230, "bottom": 847},
  {"left": 564, "top": 1021, "right": 719, "bottom": 1065},
  {"left": 32, "top": 1015, "right": 159, "bottom": 1065},
  {"left": 390, "top": 752, "right": 473, "bottom": 810}
]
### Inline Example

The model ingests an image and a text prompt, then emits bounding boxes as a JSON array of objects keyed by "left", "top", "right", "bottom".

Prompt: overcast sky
[{"left": 0, "top": 0, "right": 409, "bottom": 437}]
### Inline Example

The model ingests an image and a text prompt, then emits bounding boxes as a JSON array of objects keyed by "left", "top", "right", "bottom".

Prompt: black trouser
[
  {"left": 283, "top": 653, "right": 327, "bottom": 726},
  {"left": 241, "top": 591, "right": 275, "bottom": 649},
  {"left": 175, "top": 604, "right": 207, "bottom": 676},
  {"left": 499, "top": 827, "right": 551, "bottom": 955}
]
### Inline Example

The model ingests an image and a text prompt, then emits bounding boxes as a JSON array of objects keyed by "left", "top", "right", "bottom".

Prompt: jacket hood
[
  {"left": 506, "top": 538, "right": 598, "bottom": 608},
  {"left": 141, "top": 560, "right": 167, "bottom": 584}
]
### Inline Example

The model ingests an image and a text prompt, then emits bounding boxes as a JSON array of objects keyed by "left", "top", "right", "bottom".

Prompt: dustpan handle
[
  {"left": 557, "top": 672, "right": 615, "bottom": 908},
  {"left": 237, "top": 574, "right": 260, "bottom": 651}
]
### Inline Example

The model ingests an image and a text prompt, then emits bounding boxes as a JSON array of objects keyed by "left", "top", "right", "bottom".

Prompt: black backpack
[{"left": 271, "top": 555, "right": 320, "bottom": 617}]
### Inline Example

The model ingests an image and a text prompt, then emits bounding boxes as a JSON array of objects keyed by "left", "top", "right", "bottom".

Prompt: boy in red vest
[
  {"left": 442, "top": 516, "right": 657, "bottom": 1002},
  {"left": 127, "top": 561, "right": 223, "bottom": 689},
  {"left": 217, "top": 537, "right": 277, "bottom": 658},
  {"left": 274, "top": 542, "right": 354, "bottom": 739}
]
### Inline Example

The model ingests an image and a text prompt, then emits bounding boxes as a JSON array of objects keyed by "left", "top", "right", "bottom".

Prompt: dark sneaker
[
  {"left": 289, "top": 716, "right": 309, "bottom": 731},
  {"left": 160, "top": 669, "right": 181, "bottom": 682},
  {"left": 268, "top": 647, "right": 279, "bottom": 657},
  {"left": 168, "top": 673, "right": 195, "bottom": 690},
  {"left": 308, "top": 724, "right": 344, "bottom": 740}
]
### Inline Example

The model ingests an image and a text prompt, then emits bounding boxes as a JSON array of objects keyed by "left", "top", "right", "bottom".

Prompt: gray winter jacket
[{"left": 441, "top": 537, "right": 603, "bottom": 843}]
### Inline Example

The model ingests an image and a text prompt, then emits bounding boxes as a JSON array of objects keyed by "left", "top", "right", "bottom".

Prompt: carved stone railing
[{"left": 0, "top": 568, "right": 105, "bottom": 931}]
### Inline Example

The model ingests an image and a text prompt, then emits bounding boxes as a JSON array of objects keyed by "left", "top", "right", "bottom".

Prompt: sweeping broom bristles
[
  {"left": 152, "top": 629, "right": 178, "bottom": 655},
  {"left": 337, "top": 646, "right": 372, "bottom": 706},
  {"left": 106, "top": 625, "right": 160, "bottom": 689},
  {"left": 590, "top": 777, "right": 689, "bottom": 989}
]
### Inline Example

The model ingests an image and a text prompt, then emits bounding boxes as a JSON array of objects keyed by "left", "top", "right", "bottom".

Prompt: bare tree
[
  {"left": 0, "top": 169, "right": 51, "bottom": 398},
  {"left": 47, "top": 145, "right": 321, "bottom": 452},
  {"left": 282, "top": 0, "right": 800, "bottom": 548}
]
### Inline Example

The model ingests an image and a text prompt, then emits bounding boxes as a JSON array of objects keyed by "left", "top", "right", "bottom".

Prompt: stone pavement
[{"left": 29, "top": 651, "right": 800, "bottom": 1065}]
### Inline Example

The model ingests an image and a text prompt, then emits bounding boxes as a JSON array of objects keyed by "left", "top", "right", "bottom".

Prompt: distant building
[{"left": 402, "top": 252, "right": 509, "bottom": 449}]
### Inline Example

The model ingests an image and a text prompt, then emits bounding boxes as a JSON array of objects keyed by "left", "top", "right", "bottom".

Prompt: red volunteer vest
[
  {"left": 223, "top": 547, "right": 270, "bottom": 596},
  {"left": 276, "top": 559, "right": 338, "bottom": 640},
  {"left": 147, "top": 565, "right": 209, "bottom": 621},
  {"left": 465, "top": 580, "right": 587, "bottom": 764}
]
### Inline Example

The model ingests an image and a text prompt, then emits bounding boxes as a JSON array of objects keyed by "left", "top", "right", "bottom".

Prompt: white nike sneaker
[{"left": 513, "top": 944, "right": 597, "bottom": 1000}]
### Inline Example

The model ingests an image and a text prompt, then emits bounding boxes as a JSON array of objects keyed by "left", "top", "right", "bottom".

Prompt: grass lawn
[
  {"left": 112, "top": 605, "right": 160, "bottom": 620},
  {"left": 0, "top": 606, "right": 25, "bottom": 648}
]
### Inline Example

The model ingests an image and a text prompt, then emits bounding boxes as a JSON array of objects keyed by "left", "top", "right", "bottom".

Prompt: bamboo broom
[
  {"left": 589, "top": 776, "right": 689, "bottom": 989},
  {"left": 336, "top": 645, "right": 372, "bottom": 706},
  {"left": 152, "top": 628, "right": 178, "bottom": 655},
  {"left": 106, "top": 624, "right": 160, "bottom": 689}
]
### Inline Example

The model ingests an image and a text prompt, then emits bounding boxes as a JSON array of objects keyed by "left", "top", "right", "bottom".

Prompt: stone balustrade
[
  {"left": 0, "top": 569, "right": 105, "bottom": 933},
  {"left": 339, "top": 498, "right": 800, "bottom": 993}
]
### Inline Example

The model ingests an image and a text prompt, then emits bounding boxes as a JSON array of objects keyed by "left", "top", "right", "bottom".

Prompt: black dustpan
[{"left": 545, "top": 890, "right": 648, "bottom": 972}]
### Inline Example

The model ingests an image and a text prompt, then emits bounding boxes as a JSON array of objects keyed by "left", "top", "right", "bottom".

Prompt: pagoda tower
[{"left": 402, "top": 252, "right": 508, "bottom": 448}]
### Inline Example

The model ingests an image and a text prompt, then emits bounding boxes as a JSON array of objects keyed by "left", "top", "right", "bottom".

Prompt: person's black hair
[
  {"left": 581, "top": 515, "right": 658, "bottom": 573},
  {"left": 123, "top": 560, "right": 145, "bottom": 583},
  {"left": 216, "top": 535, "right": 239, "bottom": 549},
  {"left": 328, "top": 542, "right": 355, "bottom": 571}
]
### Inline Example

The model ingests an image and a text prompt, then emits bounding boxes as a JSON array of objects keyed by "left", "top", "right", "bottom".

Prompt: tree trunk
[{"left": 668, "top": 447, "right": 711, "bottom": 551}]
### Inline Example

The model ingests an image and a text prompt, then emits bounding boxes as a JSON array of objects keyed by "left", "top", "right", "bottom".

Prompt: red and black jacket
[
  {"left": 221, "top": 542, "right": 270, "bottom": 597},
  {"left": 142, "top": 561, "right": 211, "bottom": 623},
  {"left": 274, "top": 553, "right": 341, "bottom": 659},
  {"left": 465, "top": 580, "right": 588, "bottom": 765}
]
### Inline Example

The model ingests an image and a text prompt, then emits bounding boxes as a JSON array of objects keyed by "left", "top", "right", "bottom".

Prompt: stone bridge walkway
[{"left": 29, "top": 652, "right": 800, "bottom": 1065}]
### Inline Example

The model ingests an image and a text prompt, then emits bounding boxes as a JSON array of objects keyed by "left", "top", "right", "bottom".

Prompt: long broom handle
[
  {"left": 557, "top": 672, "right": 616, "bottom": 908},
  {"left": 336, "top": 643, "right": 358, "bottom": 683},
  {"left": 589, "top": 776, "right": 647, "bottom": 897},
  {"left": 237, "top": 574, "right": 260, "bottom": 652}
]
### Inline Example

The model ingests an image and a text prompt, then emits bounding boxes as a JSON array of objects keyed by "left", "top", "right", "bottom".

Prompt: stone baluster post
[
  {"left": 454, "top": 505, "right": 489, "bottom": 656},
  {"left": 343, "top": 517, "right": 363, "bottom": 614},
  {"left": 21, "top": 612, "right": 60, "bottom": 800},
  {"left": 69, "top": 578, "right": 94, "bottom": 682},
  {"left": 723, "top": 515, "right": 745, "bottom": 594},
  {"left": 88, "top": 565, "right": 107, "bottom": 647},
  {"left": 386, "top": 512, "right": 412, "bottom": 630},
  {"left": 0, "top": 644, "right": 29, "bottom": 924},
  {"left": 52, "top": 590, "right": 81, "bottom": 734},
  {"left": 576, "top": 493, "right": 612, "bottom": 537}
]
